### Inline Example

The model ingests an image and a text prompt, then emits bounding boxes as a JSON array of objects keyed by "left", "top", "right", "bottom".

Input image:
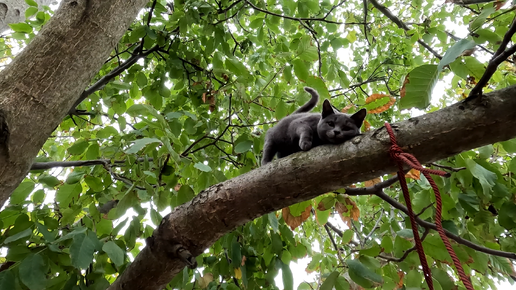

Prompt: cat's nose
[{"left": 334, "top": 130, "right": 341, "bottom": 135}]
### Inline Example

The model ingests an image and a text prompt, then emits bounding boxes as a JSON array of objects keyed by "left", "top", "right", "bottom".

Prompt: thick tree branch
[
  {"left": 0, "top": 0, "right": 149, "bottom": 206},
  {"left": 109, "top": 85, "right": 516, "bottom": 290}
]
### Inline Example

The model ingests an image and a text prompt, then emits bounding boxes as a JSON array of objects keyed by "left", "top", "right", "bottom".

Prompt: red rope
[{"left": 385, "top": 123, "right": 474, "bottom": 290}]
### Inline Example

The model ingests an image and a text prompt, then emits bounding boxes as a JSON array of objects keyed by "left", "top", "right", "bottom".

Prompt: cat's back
[{"left": 266, "top": 112, "right": 320, "bottom": 140}]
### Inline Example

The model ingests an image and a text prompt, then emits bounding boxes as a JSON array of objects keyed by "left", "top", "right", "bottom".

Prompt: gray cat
[{"left": 261, "top": 87, "right": 366, "bottom": 166}]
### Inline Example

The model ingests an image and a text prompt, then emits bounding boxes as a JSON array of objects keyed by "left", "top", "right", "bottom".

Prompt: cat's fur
[{"left": 261, "top": 87, "right": 367, "bottom": 166}]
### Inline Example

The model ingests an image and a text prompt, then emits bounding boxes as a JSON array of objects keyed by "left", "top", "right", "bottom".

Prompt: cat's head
[{"left": 317, "top": 99, "right": 367, "bottom": 144}]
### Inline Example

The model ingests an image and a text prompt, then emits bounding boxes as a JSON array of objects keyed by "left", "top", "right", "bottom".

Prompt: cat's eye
[{"left": 327, "top": 121, "right": 335, "bottom": 127}]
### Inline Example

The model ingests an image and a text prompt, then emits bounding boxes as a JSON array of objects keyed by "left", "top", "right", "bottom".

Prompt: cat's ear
[
  {"left": 321, "top": 99, "right": 335, "bottom": 118},
  {"left": 351, "top": 109, "right": 367, "bottom": 128}
]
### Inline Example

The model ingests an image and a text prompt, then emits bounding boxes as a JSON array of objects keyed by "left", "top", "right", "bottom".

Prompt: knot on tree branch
[
  {"left": 146, "top": 236, "right": 197, "bottom": 269},
  {"left": 170, "top": 244, "right": 197, "bottom": 269}
]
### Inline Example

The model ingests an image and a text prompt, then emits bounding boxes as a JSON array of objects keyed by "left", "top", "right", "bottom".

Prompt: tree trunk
[
  {"left": 0, "top": 0, "right": 148, "bottom": 206},
  {"left": 0, "top": 0, "right": 54, "bottom": 33},
  {"left": 108, "top": 86, "right": 516, "bottom": 290}
]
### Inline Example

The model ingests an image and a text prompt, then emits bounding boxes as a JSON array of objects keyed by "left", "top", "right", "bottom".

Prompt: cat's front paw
[{"left": 300, "top": 140, "right": 312, "bottom": 151}]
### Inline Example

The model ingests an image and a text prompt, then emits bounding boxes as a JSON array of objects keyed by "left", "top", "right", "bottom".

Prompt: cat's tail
[{"left": 294, "top": 87, "right": 319, "bottom": 113}]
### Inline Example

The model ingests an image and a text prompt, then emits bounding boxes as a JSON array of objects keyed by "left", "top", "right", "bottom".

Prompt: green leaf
[
  {"left": 500, "top": 138, "right": 516, "bottom": 153},
  {"left": 289, "top": 200, "right": 311, "bottom": 216},
  {"left": 67, "top": 139, "right": 90, "bottom": 155},
  {"left": 32, "top": 189, "right": 45, "bottom": 204},
  {"left": 292, "top": 59, "right": 309, "bottom": 82},
  {"left": 478, "top": 145, "right": 493, "bottom": 159},
  {"left": 0, "top": 270, "right": 15, "bottom": 290},
  {"left": 70, "top": 233, "right": 97, "bottom": 269},
  {"left": 432, "top": 268, "right": 454, "bottom": 290},
  {"left": 84, "top": 176, "right": 103, "bottom": 192},
  {"left": 399, "top": 64, "right": 438, "bottom": 110},
  {"left": 25, "top": 0, "right": 38, "bottom": 6},
  {"left": 335, "top": 276, "right": 350, "bottom": 290},
  {"left": 85, "top": 143, "right": 100, "bottom": 159},
  {"left": 19, "top": 253, "right": 47, "bottom": 290},
  {"left": 9, "top": 23, "right": 33, "bottom": 33},
  {"left": 396, "top": 229, "right": 414, "bottom": 239},
  {"left": 103, "top": 241, "right": 125, "bottom": 267},
  {"left": 56, "top": 183, "right": 82, "bottom": 205},
  {"left": 234, "top": 140, "right": 253, "bottom": 153},
  {"left": 305, "top": 77, "right": 330, "bottom": 99},
  {"left": 194, "top": 162, "right": 212, "bottom": 172},
  {"left": 469, "top": 7, "right": 496, "bottom": 31},
  {"left": 437, "top": 39, "right": 476, "bottom": 71},
  {"left": 231, "top": 239, "right": 242, "bottom": 267},
  {"left": 499, "top": 201, "right": 516, "bottom": 230},
  {"left": 4, "top": 228, "right": 32, "bottom": 244},
  {"left": 125, "top": 138, "right": 161, "bottom": 154},
  {"left": 10, "top": 181, "right": 35, "bottom": 204},
  {"left": 463, "top": 57, "right": 486, "bottom": 80},
  {"left": 320, "top": 271, "right": 340, "bottom": 290},
  {"left": 65, "top": 170, "right": 84, "bottom": 184},
  {"left": 346, "top": 259, "right": 383, "bottom": 288},
  {"left": 473, "top": 29, "right": 502, "bottom": 44},
  {"left": 342, "top": 229, "right": 354, "bottom": 244},
  {"left": 275, "top": 100, "right": 288, "bottom": 120},
  {"left": 268, "top": 212, "right": 279, "bottom": 232},
  {"left": 39, "top": 175, "right": 60, "bottom": 188},
  {"left": 464, "top": 159, "right": 496, "bottom": 197},
  {"left": 315, "top": 208, "right": 330, "bottom": 225},
  {"left": 25, "top": 7, "right": 39, "bottom": 18},
  {"left": 298, "top": 46, "right": 318, "bottom": 62},
  {"left": 281, "top": 262, "right": 294, "bottom": 290},
  {"left": 225, "top": 57, "right": 250, "bottom": 80}
]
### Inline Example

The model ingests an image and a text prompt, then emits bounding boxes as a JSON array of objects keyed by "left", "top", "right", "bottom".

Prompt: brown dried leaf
[
  {"left": 341, "top": 104, "right": 354, "bottom": 113},
  {"left": 405, "top": 169, "right": 420, "bottom": 180},
  {"left": 364, "top": 177, "right": 382, "bottom": 187},
  {"left": 174, "top": 184, "right": 181, "bottom": 191},
  {"left": 365, "top": 93, "right": 389, "bottom": 104},
  {"left": 363, "top": 120, "right": 371, "bottom": 132},
  {"left": 395, "top": 271, "right": 405, "bottom": 289},
  {"left": 335, "top": 202, "right": 351, "bottom": 227},
  {"left": 368, "top": 96, "right": 396, "bottom": 114},
  {"left": 241, "top": 255, "right": 247, "bottom": 266},
  {"left": 336, "top": 197, "right": 360, "bottom": 227},
  {"left": 495, "top": 1, "right": 506, "bottom": 10},
  {"left": 199, "top": 273, "right": 213, "bottom": 289},
  {"left": 282, "top": 205, "right": 312, "bottom": 230},
  {"left": 400, "top": 76, "right": 410, "bottom": 98}
]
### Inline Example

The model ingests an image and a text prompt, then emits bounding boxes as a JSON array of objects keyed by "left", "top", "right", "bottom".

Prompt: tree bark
[
  {"left": 108, "top": 86, "right": 516, "bottom": 290},
  {"left": 0, "top": 0, "right": 54, "bottom": 33},
  {"left": 0, "top": 0, "right": 148, "bottom": 206}
]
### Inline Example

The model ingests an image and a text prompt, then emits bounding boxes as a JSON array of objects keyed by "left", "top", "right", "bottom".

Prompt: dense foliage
[{"left": 1, "top": 0, "right": 516, "bottom": 289}]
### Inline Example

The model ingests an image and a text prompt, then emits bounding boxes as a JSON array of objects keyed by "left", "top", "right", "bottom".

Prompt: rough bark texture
[
  {"left": 0, "top": 0, "right": 148, "bottom": 206},
  {"left": 109, "top": 86, "right": 516, "bottom": 290},
  {"left": 0, "top": 0, "right": 54, "bottom": 33}
]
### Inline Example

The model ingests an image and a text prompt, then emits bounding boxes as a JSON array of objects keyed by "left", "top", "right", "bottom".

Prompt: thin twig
[
  {"left": 244, "top": 0, "right": 366, "bottom": 25},
  {"left": 368, "top": 0, "right": 442, "bottom": 59},
  {"left": 469, "top": 16, "right": 516, "bottom": 98},
  {"left": 378, "top": 228, "right": 430, "bottom": 262},
  {"left": 324, "top": 224, "right": 346, "bottom": 265}
]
